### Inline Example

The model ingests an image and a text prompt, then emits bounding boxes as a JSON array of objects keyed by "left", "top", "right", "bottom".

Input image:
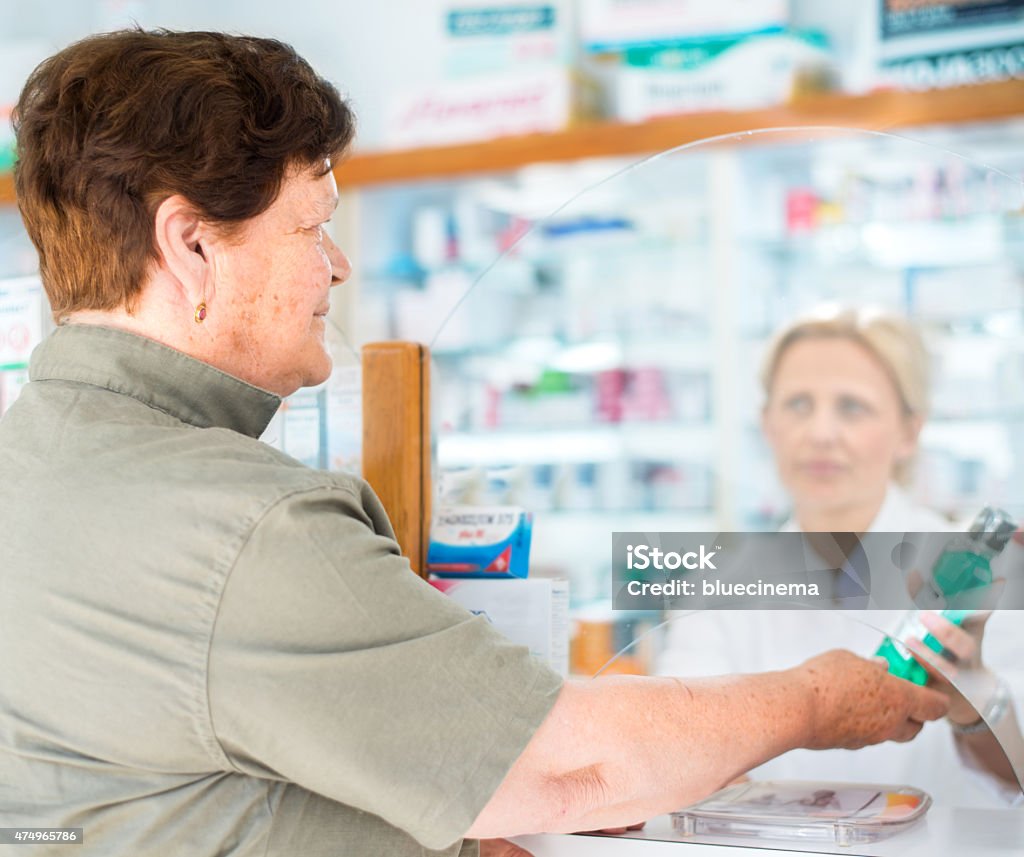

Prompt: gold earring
[{"left": 194, "top": 302, "right": 207, "bottom": 323}]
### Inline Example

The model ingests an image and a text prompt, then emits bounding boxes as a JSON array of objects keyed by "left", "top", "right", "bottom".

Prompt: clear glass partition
[
  {"left": 348, "top": 127, "right": 1024, "bottom": 816},
  {"left": 3, "top": 114, "right": 1021, "bottom": 827}
]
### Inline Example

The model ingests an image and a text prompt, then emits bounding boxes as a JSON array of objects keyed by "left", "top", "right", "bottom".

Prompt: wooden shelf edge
[
  {"left": 3, "top": 81, "right": 1022, "bottom": 203},
  {"left": 335, "top": 80, "right": 1024, "bottom": 187}
]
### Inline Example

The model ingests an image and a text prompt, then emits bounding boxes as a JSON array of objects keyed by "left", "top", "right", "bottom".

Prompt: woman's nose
[
  {"left": 324, "top": 233, "right": 351, "bottom": 286},
  {"left": 806, "top": 408, "right": 840, "bottom": 443}
]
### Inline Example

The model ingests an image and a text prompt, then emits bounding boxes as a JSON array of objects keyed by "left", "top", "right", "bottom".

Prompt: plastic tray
[{"left": 671, "top": 780, "right": 931, "bottom": 847}]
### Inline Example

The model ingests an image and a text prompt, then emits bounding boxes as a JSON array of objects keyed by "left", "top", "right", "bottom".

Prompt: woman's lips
[{"left": 799, "top": 460, "right": 847, "bottom": 477}]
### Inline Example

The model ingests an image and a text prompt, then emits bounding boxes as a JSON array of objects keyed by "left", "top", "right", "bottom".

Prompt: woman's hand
[
  {"left": 798, "top": 649, "right": 949, "bottom": 749},
  {"left": 905, "top": 610, "right": 995, "bottom": 725}
]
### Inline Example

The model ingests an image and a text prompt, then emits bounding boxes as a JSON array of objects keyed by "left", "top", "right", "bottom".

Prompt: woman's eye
[
  {"left": 782, "top": 395, "right": 812, "bottom": 415},
  {"left": 304, "top": 225, "right": 324, "bottom": 241},
  {"left": 837, "top": 397, "right": 869, "bottom": 417}
]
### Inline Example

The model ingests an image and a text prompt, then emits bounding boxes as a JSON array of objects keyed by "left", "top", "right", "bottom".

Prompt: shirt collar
[
  {"left": 29, "top": 324, "right": 282, "bottom": 438},
  {"left": 868, "top": 484, "right": 907, "bottom": 532}
]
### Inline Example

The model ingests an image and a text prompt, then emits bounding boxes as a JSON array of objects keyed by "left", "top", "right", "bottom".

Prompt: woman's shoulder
[
  {"left": 155, "top": 425, "right": 368, "bottom": 510},
  {"left": 870, "top": 485, "right": 953, "bottom": 532}
]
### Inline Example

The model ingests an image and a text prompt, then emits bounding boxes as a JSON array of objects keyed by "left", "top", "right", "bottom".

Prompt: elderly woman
[
  {"left": 659, "top": 306, "right": 1022, "bottom": 806},
  {"left": 0, "top": 30, "right": 950, "bottom": 857}
]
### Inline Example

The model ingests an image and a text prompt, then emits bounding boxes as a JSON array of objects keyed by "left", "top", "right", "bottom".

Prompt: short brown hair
[{"left": 13, "top": 29, "right": 355, "bottom": 321}]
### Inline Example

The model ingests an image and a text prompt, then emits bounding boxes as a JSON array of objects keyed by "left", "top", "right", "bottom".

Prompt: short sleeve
[{"left": 207, "top": 481, "right": 563, "bottom": 851}]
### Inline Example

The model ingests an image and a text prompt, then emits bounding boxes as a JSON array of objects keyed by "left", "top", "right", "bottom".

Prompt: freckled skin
[
  {"left": 201, "top": 166, "right": 350, "bottom": 396},
  {"left": 798, "top": 650, "right": 935, "bottom": 750}
]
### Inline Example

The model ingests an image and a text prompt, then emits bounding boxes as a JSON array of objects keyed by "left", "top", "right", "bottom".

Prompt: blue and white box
[{"left": 427, "top": 505, "right": 534, "bottom": 577}]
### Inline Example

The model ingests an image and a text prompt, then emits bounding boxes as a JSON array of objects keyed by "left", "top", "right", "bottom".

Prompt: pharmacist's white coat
[{"left": 656, "top": 485, "right": 1024, "bottom": 808}]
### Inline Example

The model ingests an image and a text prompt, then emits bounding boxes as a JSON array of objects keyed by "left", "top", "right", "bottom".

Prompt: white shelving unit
[
  {"left": 438, "top": 424, "right": 715, "bottom": 466},
  {"left": 352, "top": 120, "right": 1024, "bottom": 596}
]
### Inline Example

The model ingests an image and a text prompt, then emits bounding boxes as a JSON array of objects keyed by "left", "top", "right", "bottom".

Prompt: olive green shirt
[{"left": 0, "top": 324, "right": 562, "bottom": 856}]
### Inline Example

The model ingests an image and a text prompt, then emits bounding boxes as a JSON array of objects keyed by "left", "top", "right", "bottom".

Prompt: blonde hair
[{"left": 760, "top": 305, "right": 931, "bottom": 485}]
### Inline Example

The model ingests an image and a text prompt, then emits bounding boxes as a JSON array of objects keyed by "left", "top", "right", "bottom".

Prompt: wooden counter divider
[{"left": 361, "top": 341, "right": 431, "bottom": 577}]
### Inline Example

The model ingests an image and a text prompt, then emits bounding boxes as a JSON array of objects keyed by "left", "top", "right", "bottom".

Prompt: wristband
[{"left": 951, "top": 678, "right": 1012, "bottom": 736}]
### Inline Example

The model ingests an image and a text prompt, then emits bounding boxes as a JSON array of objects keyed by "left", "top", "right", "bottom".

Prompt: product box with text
[
  {"left": 427, "top": 505, "right": 533, "bottom": 578},
  {"left": 431, "top": 576, "right": 569, "bottom": 674}
]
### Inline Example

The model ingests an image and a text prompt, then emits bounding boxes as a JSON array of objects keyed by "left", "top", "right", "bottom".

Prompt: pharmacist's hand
[
  {"left": 479, "top": 839, "right": 534, "bottom": 857},
  {"left": 795, "top": 649, "right": 949, "bottom": 750},
  {"left": 905, "top": 610, "right": 994, "bottom": 726}
]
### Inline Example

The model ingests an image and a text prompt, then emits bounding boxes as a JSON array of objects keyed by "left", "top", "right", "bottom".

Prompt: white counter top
[{"left": 511, "top": 808, "right": 1023, "bottom": 856}]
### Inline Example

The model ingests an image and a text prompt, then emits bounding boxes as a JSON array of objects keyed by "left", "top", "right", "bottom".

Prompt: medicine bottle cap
[
  {"left": 985, "top": 521, "right": 1017, "bottom": 553},
  {"left": 967, "top": 507, "right": 1016, "bottom": 553}
]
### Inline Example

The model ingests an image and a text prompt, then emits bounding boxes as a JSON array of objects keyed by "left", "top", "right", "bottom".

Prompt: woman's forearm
[
  {"left": 468, "top": 650, "right": 949, "bottom": 840},
  {"left": 954, "top": 704, "right": 1024, "bottom": 789},
  {"left": 468, "top": 670, "right": 815, "bottom": 839}
]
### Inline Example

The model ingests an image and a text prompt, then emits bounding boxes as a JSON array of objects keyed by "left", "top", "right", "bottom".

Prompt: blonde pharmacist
[{"left": 658, "top": 306, "right": 1023, "bottom": 805}]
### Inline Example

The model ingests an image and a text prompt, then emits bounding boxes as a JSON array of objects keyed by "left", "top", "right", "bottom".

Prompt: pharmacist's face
[
  {"left": 762, "top": 337, "right": 919, "bottom": 518},
  {"left": 208, "top": 163, "right": 350, "bottom": 396}
]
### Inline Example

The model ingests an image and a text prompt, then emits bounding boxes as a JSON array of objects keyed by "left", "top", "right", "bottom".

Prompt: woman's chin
[
  {"left": 305, "top": 357, "right": 333, "bottom": 388},
  {"left": 790, "top": 478, "right": 853, "bottom": 508},
  {"left": 296, "top": 342, "right": 334, "bottom": 388}
]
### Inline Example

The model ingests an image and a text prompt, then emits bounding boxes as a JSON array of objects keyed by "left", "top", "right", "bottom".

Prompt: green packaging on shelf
[{"left": 601, "top": 30, "right": 832, "bottom": 122}]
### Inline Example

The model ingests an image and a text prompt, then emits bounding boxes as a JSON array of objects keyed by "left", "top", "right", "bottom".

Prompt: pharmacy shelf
[
  {"left": 433, "top": 337, "right": 715, "bottom": 374},
  {"left": 749, "top": 214, "right": 1020, "bottom": 269},
  {"left": 4, "top": 82, "right": 1023, "bottom": 205},
  {"left": 334, "top": 81, "right": 1024, "bottom": 187},
  {"left": 437, "top": 424, "right": 714, "bottom": 466},
  {"left": 533, "top": 510, "right": 717, "bottom": 531},
  {"left": 530, "top": 511, "right": 719, "bottom": 607}
]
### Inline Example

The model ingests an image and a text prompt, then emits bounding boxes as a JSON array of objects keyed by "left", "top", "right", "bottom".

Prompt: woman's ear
[
  {"left": 153, "top": 195, "right": 212, "bottom": 308},
  {"left": 897, "top": 412, "right": 924, "bottom": 461},
  {"left": 761, "top": 403, "right": 777, "bottom": 450}
]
